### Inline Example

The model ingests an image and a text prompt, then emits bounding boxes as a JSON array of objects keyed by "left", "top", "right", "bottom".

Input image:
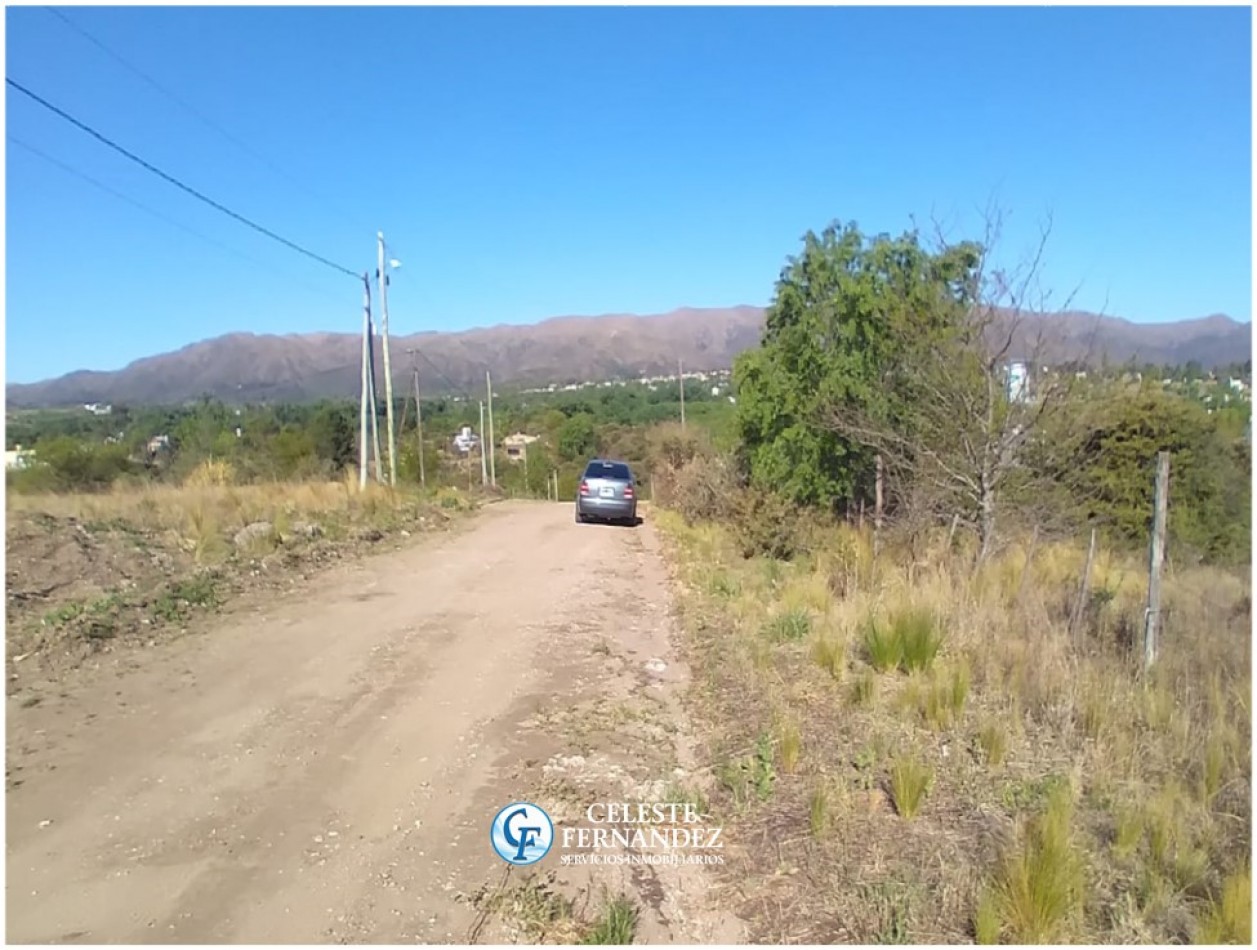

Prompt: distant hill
[{"left": 4, "top": 306, "right": 1249, "bottom": 408}]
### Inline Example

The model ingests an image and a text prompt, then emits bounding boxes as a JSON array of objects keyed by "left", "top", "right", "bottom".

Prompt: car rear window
[{"left": 585, "top": 461, "right": 632, "bottom": 480}]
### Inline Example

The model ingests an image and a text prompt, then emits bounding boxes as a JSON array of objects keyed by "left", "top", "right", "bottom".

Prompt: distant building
[
  {"left": 452, "top": 425, "right": 480, "bottom": 455},
  {"left": 502, "top": 432, "right": 540, "bottom": 464},
  {"left": 5, "top": 445, "right": 35, "bottom": 470},
  {"left": 1006, "top": 361, "right": 1030, "bottom": 404}
]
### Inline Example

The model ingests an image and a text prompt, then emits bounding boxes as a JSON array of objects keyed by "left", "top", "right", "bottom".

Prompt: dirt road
[{"left": 6, "top": 501, "right": 740, "bottom": 944}]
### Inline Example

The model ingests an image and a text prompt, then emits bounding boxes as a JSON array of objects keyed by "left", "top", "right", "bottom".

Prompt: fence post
[
  {"left": 1142, "top": 451, "right": 1170, "bottom": 675},
  {"left": 1068, "top": 526, "right": 1097, "bottom": 645}
]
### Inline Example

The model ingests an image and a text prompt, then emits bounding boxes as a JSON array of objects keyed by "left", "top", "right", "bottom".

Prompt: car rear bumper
[{"left": 577, "top": 497, "right": 636, "bottom": 519}]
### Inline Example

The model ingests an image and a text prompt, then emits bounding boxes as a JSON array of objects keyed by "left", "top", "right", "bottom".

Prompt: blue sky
[{"left": 4, "top": 4, "right": 1252, "bottom": 383}]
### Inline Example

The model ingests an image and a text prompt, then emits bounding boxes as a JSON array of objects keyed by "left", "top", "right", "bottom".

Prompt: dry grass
[
  {"left": 6, "top": 474, "right": 478, "bottom": 675},
  {"left": 656, "top": 508, "right": 1251, "bottom": 944}
]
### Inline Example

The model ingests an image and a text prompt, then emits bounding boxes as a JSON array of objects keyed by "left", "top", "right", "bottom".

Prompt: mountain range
[{"left": 5, "top": 306, "right": 1250, "bottom": 408}]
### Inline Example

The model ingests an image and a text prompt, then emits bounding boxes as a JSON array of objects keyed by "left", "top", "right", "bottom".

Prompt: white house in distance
[
  {"left": 502, "top": 432, "right": 540, "bottom": 463},
  {"left": 5, "top": 445, "right": 35, "bottom": 470},
  {"left": 452, "top": 425, "right": 480, "bottom": 455},
  {"left": 1006, "top": 361, "right": 1030, "bottom": 404}
]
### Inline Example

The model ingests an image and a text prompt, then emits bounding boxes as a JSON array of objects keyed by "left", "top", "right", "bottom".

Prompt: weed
[
  {"left": 707, "top": 571, "right": 742, "bottom": 599},
  {"left": 753, "top": 732, "right": 777, "bottom": 800},
  {"left": 663, "top": 782, "right": 709, "bottom": 818},
  {"left": 151, "top": 574, "right": 219, "bottom": 624},
  {"left": 762, "top": 608, "right": 811, "bottom": 643},
  {"left": 889, "top": 753, "right": 933, "bottom": 820},
  {"left": 42, "top": 602, "right": 85, "bottom": 627},
  {"left": 580, "top": 895, "right": 638, "bottom": 945},
  {"left": 853, "top": 744, "right": 879, "bottom": 790},
  {"left": 479, "top": 874, "right": 580, "bottom": 943},
  {"left": 859, "top": 883, "right": 912, "bottom": 944},
  {"left": 716, "top": 736, "right": 776, "bottom": 808}
]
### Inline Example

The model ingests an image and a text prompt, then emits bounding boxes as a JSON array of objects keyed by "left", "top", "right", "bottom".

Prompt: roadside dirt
[{"left": 5, "top": 500, "right": 743, "bottom": 944}]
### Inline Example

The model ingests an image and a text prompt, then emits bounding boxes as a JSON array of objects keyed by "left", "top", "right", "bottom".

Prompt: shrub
[
  {"left": 733, "top": 487, "right": 808, "bottom": 560},
  {"left": 662, "top": 452, "right": 742, "bottom": 524}
]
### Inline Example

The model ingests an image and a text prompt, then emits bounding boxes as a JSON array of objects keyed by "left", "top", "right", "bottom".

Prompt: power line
[
  {"left": 8, "top": 135, "right": 348, "bottom": 308},
  {"left": 412, "top": 347, "right": 476, "bottom": 403},
  {"left": 45, "top": 7, "right": 373, "bottom": 235},
  {"left": 6, "top": 77, "right": 360, "bottom": 280}
]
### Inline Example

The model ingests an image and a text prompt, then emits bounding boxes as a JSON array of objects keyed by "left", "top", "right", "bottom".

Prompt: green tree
[
  {"left": 558, "top": 413, "right": 597, "bottom": 460},
  {"left": 1040, "top": 386, "right": 1249, "bottom": 564},
  {"left": 308, "top": 402, "right": 357, "bottom": 472},
  {"left": 734, "top": 220, "right": 979, "bottom": 513}
]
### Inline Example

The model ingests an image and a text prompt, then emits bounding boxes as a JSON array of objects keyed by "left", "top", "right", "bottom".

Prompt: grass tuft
[
  {"left": 763, "top": 607, "right": 811, "bottom": 643},
  {"left": 850, "top": 669, "right": 876, "bottom": 707},
  {"left": 889, "top": 752, "right": 933, "bottom": 820},
  {"left": 894, "top": 607, "right": 944, "bottom": 673},
  {"left": 1195, "top": 867, "right": 1251, "bottom": 944},
  {"left": 811, "top": 633, "right": 845, "bottom": 680},
  {"left": 992, "top": 781, "right": 1085, "bottom": 943},
  {"left": 978, "top": 720, "right": 1008, "bottom": 768},
  {"left": 580, "top": 895, "right": 638, "bottom": 945},
  {"left": 864, "top": 619, "right": 903, "bottom": 672},
  {"left": 778, "top": 718, "right": 803, "bottom": 775}
]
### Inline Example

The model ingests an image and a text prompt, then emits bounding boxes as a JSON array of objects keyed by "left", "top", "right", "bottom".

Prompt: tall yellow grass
[{"left": 656, "top": 508, "right": 1251, "bottom": 943}]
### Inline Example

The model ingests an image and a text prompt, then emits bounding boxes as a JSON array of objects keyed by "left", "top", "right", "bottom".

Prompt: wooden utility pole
[
  {"left": 377, "top": 233, "right": 398, "bottom": 487},
  {"left": 678, "top": 359, "right": 686, "bottom": 430},
  {"left": 1143, "top": 451, "right": 1170, "bottom": 674},
  {"left": 479, "top": 401, "right": 489, "bottom": 486},
  {"left": 358, "top": 274, "right": 372, "bottom": 490},
  {"left": 486, "top": 370, "right": 497, "bottom": 487}
]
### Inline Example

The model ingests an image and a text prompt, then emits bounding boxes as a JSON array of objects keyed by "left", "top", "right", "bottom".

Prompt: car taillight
[
  {"left": 579, "top": 481, "right": 589, "bottom": 495},
  {"left": 624, "top": 485, "right": 634, "bottom": 498}
]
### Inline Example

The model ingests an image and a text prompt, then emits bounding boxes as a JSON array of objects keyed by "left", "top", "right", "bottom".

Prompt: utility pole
[
  {"left": 678, "top": 359, "right": 685, "bottom": 431},
  {"left": 406, "top": 349, "right": 426, "bottom": 488},
  {"left": 378, "top": 232, "right": 397, "bottom": 487},
  {"left": 479, "top": 401, "right": 489, "bottom": 486},
  {"left": 486, "top": 370, "right": 497, "bottom": 487},
  {"left": 358, "top": 274, "right": 372, "bottom": 490},
  {"left": 366, "top": 310, "right": 383, "bottom": 483}
]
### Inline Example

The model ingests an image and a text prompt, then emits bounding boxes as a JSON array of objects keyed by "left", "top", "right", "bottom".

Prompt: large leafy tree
[{"left": 734, "top": 220, "right": 980, "bottom": 511}]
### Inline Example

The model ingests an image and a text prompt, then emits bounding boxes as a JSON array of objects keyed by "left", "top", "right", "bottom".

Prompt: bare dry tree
[{"left": 824, "top": 204, "right": 1100, "bottom": 564}]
